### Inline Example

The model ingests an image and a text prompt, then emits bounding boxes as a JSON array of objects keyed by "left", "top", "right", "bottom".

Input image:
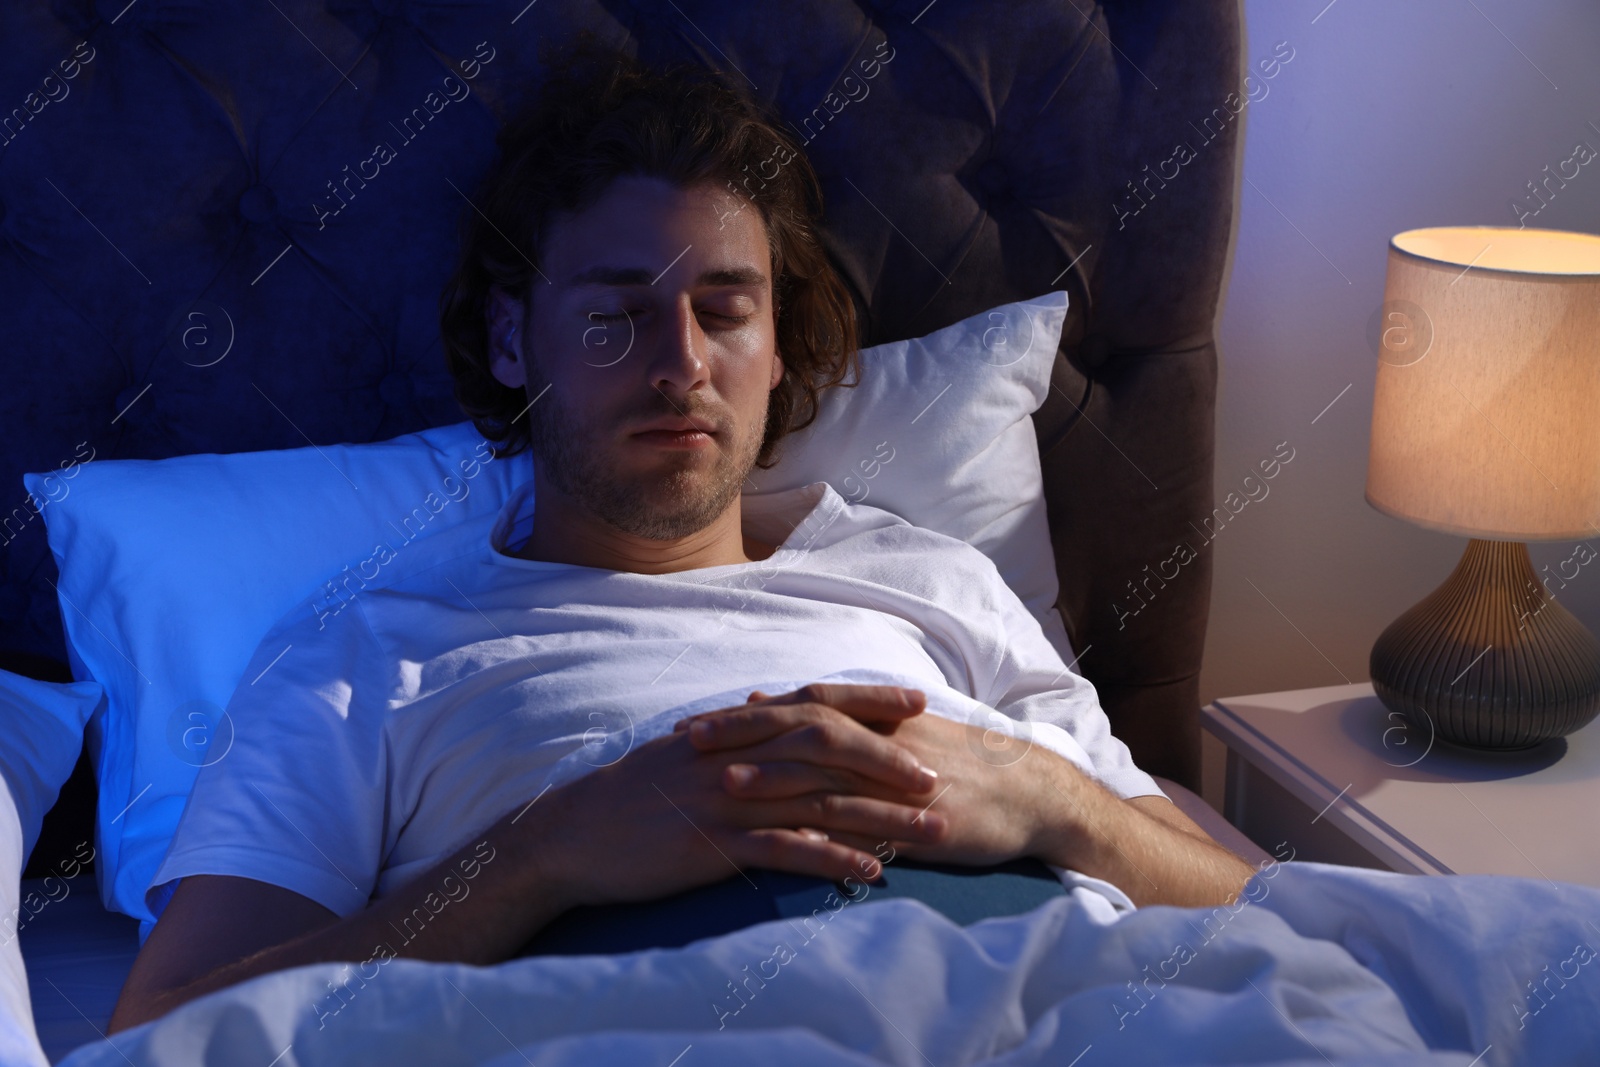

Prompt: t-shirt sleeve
[
  {"left": 147, "top": 596, "right": 395, "bottom": 920},
  {"left": 975, "top": 566, "right": 1168, "bottom": 804}
]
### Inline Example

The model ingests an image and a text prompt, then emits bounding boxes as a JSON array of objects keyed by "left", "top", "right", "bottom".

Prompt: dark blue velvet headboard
[{"left": 0, "top": 0, "right": 1241, "bottom": 791}]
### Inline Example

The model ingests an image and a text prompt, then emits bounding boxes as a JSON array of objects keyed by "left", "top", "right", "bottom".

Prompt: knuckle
[
  {"left": 793, "top": 706, "right": 831, "bottom": 734},
  {"left": 813, "top": 792, "right": 843, "bottom": 820},
  {"left": 800, "top": 702, "right": 831, "bottom": 723},
  {"left": 744, "top": 829, "right": 786, "bottom": 866},
  {"left": 869, "top": 739, "right": 904, "bottom": 767},
  {"left": 803, "top": 722, "right": 838, "bottom": 752},
  {"left": 745, "top": 765, "right": 784, "bottom": 795}
]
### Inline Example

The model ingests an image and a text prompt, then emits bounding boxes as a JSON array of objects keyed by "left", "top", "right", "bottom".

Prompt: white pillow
[
  {"left": 0, "top": 788, "right": 48, "bottom": 1067},
  {"left": 0, "top": 670, "right": 102, "bottom": 1067},
  {"left": 27, "top": 428, "right": 530, "bottom": 924},
  {"left": 28, "top": 290, "right": 1071, "bottom": 924},
  {"left": 747, "top": 289, "right": 1073, "bottom": 652},
  {"left": 0, "top": 671, "right": 103, "bottom": 865}
]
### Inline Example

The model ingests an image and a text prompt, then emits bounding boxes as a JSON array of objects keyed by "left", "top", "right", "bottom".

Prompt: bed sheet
[
  {"left": 16, "top": 878, "right": 140, "bottom": 1064},
  {"left": 39, "top": 860, "right": 1600, "bottom": 1067}
]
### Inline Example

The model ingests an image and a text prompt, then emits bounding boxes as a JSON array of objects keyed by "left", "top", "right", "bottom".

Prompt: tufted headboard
[{"left": 0, "top": 0, "right": 1242, "bottom": 794}]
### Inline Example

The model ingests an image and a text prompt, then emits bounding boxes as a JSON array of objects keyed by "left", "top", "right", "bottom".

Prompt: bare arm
[
  {"left": 110, "top": 814, "right": 566, "bottom": 1033},
  {"left": 1060, "top": 789, "right": 1257, "bottom": 908}
]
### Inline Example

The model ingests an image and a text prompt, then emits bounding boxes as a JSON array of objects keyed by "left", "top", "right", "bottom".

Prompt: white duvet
[{"left": 48, "top": 859, "right": 1600, "bottom": 1067}]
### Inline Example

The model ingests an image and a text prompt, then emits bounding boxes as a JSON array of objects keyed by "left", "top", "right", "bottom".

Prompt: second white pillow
[{"left": 748, "top": 288, "right": 1073, "bottom": 661}]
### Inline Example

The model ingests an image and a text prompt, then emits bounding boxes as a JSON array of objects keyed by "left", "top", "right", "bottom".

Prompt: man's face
[{"left": 489, "top": 175, "right": 783, "bottom": 541}]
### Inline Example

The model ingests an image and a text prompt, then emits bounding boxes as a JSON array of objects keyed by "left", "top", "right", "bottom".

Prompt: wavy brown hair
[{"left": 440, "top": 39, "right": 860, "bottom": 469}]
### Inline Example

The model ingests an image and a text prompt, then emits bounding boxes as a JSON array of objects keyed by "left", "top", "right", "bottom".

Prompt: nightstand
[{"left": 1202, "top": 682, "right": 1600, "bottom": 889}]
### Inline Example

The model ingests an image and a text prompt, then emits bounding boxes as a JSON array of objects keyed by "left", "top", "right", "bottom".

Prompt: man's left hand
[
  {"left": 678, "top": 684, "right": 1262, "bottom": 909},
  {"left": 675, "top": 686, "right": 1065, "bottom": 868}
]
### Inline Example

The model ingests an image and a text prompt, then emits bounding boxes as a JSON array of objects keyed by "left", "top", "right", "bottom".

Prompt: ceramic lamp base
[{"left": 1370, "top": 539, "right": 1600, "bottom": 750}]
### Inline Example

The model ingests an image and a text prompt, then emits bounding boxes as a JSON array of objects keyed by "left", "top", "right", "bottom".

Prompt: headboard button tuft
[
  {"left": 1077, "top": 333, "right": 1113, "bottom": 372},
  {"left": 113, "top": 384, "right": 149, "bottom": 423},
  {"left": 237, "top": 185, "right": 279, "bottom": 225},
  {"left": 975, "top": 158, "right": 1012, "bottom": 204}
]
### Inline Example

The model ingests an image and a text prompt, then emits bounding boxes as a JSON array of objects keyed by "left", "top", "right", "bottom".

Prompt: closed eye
[{"left": 588, "top": 309, "right": 752, "bottom": 325}]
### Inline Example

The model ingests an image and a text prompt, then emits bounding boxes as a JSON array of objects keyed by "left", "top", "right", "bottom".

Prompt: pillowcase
[
  {"left": 27, "top": 289, "right": 1071, "bottom": 924},
  {"left": 0, "top": 671, "right": 103, "bottom": 867},
  {"left": 0, "top": 670, "right": 102, "bottom": 1067},
  {"left": 747, "top": 289, "right": 1073, "bottom": 653},
  {"left": 26, "top": 427, "right": 530, "bottom": 924},
  {"left": 0, "top": 788, "right": 48, "bottom": 1067}
]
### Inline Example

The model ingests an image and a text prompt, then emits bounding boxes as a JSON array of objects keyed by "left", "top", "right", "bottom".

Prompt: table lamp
[{"left": 1366, "top": 225, "right": 1600, "bottom": 751}]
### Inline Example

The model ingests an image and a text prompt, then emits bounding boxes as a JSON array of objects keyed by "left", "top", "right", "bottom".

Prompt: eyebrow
[{"left": 565, "top": 265, "right": 768, "bottom": 289}]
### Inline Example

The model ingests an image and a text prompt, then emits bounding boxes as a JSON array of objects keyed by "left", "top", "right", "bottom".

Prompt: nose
[{"left": 645, "top": 294, "right": 711, "bottom": 399}]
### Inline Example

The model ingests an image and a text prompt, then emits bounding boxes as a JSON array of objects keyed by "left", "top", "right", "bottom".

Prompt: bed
[{"left": 2, "top": 1, "right": 1598, "bottom": 1065}]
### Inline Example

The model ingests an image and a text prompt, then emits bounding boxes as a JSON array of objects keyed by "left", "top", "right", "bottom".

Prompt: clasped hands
[
  {"left": 675, "top": 683, "right": 1071, "bottom": 876},
  {"left": 530, "top": 683, "right": 1085, "bottom": 910}
]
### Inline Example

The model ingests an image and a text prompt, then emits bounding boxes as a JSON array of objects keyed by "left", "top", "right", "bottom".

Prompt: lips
[
  {"left": 632, "top": 427, "right": 714, "bottom": 448},
  {"left": 627, "top": 414, "right": 717, "bottom": 451},
  {"left": 630, "top": 417, "right": 715, "bottom": 436}
]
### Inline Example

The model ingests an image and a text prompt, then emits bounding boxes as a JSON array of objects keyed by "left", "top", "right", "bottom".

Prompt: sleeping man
[{"left": 110, "top": 47, "right": 1256, "bottom": 1032}]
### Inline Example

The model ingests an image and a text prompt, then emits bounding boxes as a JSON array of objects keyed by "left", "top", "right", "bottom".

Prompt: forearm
[
  {"left": 1034, "top": 765, "right": 1256, "bottom": 909},
  {"left": 111, "top": 811, "right": 570, "bottom": 1032}
]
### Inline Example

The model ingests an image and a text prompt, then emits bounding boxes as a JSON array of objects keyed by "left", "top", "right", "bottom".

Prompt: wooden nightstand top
[{"left": 1203, "top": 682, "right": 1600, "bottom": 889}]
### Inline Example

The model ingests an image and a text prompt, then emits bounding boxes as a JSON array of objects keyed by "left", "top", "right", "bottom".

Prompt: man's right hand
[{"left": 524, "top": 684, "right": 945, "bottom": 910}]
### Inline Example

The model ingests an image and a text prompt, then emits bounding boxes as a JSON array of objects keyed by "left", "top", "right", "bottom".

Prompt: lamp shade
[{"left": 1366, "top": 226, "right": 1600, "bottom": 541}]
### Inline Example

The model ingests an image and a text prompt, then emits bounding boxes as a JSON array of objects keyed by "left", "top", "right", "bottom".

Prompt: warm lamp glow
[
  {"left": 1365, "top": 226, "right": 1600, "bottom": 541},
  {"left": 1392, "top": 227, "right": 1600, "bottom": 275}
]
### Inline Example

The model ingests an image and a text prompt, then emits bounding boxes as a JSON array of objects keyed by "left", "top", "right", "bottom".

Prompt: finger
[
  {"left": 745, "top": 792, "right": 947, "bottom": 844},
  {"left": 722, "top": 761, "right": 906, "bottom": 802},
  {"left": 819, "top": 829, "right": 908, "bottom": 870},
  {"left": 673, "top": 691, "right": 771, "bottom": 733},
  {"left": 763, "top": 683, "right": 928, "bottom": 721},
  {"left": 683, "top": 684, "right": 927, "bottom": 743},
  {"left": 814, "top": 830, "right": 958, "bottom": 870},
  {"left": 674, "top": 693, "right": 808, "bottom": 734},
  {"left": 682, "top": 702, "right": 815, "bottom": 747},
  {"left": 687, "top": 686, "right": 927, "bottom": 751},
  {"left": 721, "top": 720, "right": 939, "bottom": 794},
  {"left": 731, "top": 827, "right": 886, "bottom": 883}
]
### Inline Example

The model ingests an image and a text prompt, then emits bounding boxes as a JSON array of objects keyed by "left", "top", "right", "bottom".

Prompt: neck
[{"left": 515, "top": 469, "right": 773, "bottom": 573}]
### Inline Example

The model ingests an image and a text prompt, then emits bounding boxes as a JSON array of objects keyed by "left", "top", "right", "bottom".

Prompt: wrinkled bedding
[{"left": 48, "top": 860, "right": 1600, "bottom": 1066}]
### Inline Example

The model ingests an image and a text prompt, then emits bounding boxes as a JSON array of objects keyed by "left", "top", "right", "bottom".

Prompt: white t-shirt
[{"left": 151, "top": 479, "right": 1165, "bottom": 924}]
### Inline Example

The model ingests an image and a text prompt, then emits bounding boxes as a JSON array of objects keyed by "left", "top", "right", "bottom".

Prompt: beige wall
[{"left": 1200, "top": 0, "right": 1600, "bottom": 810}]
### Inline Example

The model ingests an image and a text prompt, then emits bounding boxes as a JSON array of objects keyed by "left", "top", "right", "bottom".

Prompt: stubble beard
[{"left": 525, "top": 369, "right": 766, "bottom": 542}]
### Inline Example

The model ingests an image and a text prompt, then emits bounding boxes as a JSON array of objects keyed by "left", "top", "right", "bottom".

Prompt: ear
[
  {"left": 769, "top": 344, "right": 784, "bottom": 391},
  {"left": 486, "top": 285, "right": 526, "bottom": 389}
]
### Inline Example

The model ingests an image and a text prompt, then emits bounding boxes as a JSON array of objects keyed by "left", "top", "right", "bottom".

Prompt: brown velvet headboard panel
[
  {"left": 1032, "top": 3, "right": 1244, "bottom": 790},
  {"left": 0, "top": 0, "right": 1242, "bottom": 798}
]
